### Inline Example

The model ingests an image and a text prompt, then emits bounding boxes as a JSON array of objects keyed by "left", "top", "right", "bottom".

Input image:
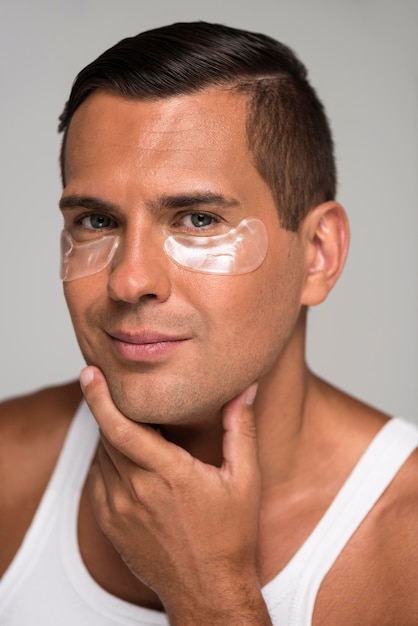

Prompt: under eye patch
[
  {"left": 60, "top": 218, "right": 268, "bottom": 281},
  {"left": 164, "top": 218, "right": 268, "bottom": 274}
]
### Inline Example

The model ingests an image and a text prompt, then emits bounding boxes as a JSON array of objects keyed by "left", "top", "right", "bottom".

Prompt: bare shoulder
[
  {"left": 315, "top": 413, "right": 418, "bottom": 624},
  {"left": 369, "top": 444, "right": 418, "bottom": 612},
  {"left": 0, "top": 380, "right": 83, "bottom": 462},
  {"left": 0, "top": 379, "right": 82, "bottom": 425},
  {"left": 0, "top": 379, "right": 83, "bottom": 491},
  {"left": 308, "top": 377, "right": 418, "bottom": 623},
  {"left": 0, "top": 381, "right": 83, "bottom": 575}
]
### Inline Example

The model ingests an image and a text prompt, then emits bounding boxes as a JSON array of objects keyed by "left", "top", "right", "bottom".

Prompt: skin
[
  {"left": 1, "top": 88, "right": 418, "bottom": 624},
  {"left": 61, "top": 89, "right": 309, "bottom": 432}
]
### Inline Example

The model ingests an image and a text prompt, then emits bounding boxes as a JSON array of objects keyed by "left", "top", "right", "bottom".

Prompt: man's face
[{"left": 61, "top": 88, "right": 307, "bottom": 425}]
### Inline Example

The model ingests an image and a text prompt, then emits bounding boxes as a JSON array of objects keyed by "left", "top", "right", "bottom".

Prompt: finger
[
  {"left": 87, "top": 443, "right": 128, "bottom": 537},
  {"left": 99, "top": 432, "right": 130, "bottom": 476},
  {"left": 88, "top": 446, "right": 113, "bottom": 513},
  {"left": 80, "top": 365, "right": 183, "bottom": 472},
  {"left": 97, "top": 430, "right": 155, "bottom": 491},
  {"left": 97, "top": 437, "right": 125, "bottom": 482},
  {"left": 221, "top": 382, "right": 259, "bottom": 481}
]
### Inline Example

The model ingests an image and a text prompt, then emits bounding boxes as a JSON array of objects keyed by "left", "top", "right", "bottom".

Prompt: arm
[{"left": 81, "top": 366, "right": 272, "bottom": 625}]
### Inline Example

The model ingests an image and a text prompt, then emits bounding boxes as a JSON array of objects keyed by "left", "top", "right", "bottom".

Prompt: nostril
[{"left": 107, "top": 257, "right": 171, "bottom": 304}]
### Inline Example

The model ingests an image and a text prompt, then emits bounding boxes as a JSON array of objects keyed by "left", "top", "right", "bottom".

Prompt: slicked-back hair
[{"left": 58, "top": 21, "right": 336, "bottom": 231}]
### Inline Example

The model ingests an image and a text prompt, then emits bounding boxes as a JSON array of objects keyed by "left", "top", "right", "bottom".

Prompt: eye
[
  {"left": 180, "top": 213, "right": 216, "bottom": 230},
  {"left": 79, "top": 214, "right": 116, "bottom": 230},
  {"left": 191, "top": 213, "right": 213, "bottom": 228}
]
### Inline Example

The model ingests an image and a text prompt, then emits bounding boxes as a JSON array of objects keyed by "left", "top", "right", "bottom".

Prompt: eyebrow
[
  {"left": 59, "top": 195, "right": 119, "bottom": 213},
  {"left": 59, "top": 192, "right": 240, "bottom": 213},
  {"left": 150, "top": 192, "right": 240, "bottom": 211}
]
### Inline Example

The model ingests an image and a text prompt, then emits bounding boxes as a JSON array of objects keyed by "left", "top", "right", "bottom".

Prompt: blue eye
[
  {"left": 81, "top": 214, "right": 114, "bottom": 229},
  {"left": 190, "top": 213, "right": 214, "bottom": 228}
]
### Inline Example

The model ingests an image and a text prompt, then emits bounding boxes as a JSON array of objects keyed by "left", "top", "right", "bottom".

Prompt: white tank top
[{"left": 1, "top": 402, "right": 417, "bottom": 625}]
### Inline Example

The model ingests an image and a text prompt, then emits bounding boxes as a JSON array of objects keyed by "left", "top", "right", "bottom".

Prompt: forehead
[
  {"left": 62, "top": 88, "right": 279, "bottom": 224},
  {"left": 65, "top": 88, "right": 247, "bottom": 167},
  {"left": 64, "top": 88, "right": 262, "bottom": 190}
]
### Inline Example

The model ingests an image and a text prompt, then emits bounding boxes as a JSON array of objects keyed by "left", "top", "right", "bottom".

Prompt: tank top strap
[
  {"left": 263, "top": 417, "right": 418, "bottom": 625},
  {"left": 0, "top": 400, "right": 98, "bottom": 609}
]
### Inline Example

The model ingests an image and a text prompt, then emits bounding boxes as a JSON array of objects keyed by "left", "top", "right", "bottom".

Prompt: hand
[{"left": 81, "top": 366, "right": 272, "bottom": 625}]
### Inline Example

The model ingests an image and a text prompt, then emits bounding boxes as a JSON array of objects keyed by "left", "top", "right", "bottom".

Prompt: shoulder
[
  {"left": 0, "top": 381, "right": 83, "bottom": 574},
  {"left": 316, "top": 418, "right": 418, "bottom": 625},
  {"left": 370, "top": 440, "right": 418, "bottom": 602},
  {"left": 0, "top": 380, "right": 83, "bottom": 450},
  {"left": 360, "top": 443, "right": 418, "bottom": 622},
  {"left": 0, "top": 380, "right": 83, "bottom": 484}
]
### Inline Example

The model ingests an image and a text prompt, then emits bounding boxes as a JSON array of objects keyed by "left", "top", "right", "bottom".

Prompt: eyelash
[
  {"left": 174, "top": 212, "right": 220, "bottom": 231},
  {"left": 77, "top": 213, "right": 117, "bottom": 231},
  {"left": 70, "top": 210, "right": 222, "bottom": 234}
]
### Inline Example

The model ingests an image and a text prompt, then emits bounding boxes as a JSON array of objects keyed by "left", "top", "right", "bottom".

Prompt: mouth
[{"left": 107, "top": 329, "right": 190, "bottom": 362}]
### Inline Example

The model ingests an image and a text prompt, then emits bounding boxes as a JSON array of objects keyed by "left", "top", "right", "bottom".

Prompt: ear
[{"left": 300, "top": 201, "right": 350, "bottom": 306}]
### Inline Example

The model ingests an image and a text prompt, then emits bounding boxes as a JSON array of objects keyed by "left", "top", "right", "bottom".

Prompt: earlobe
[{"left": 300, "top": 201, "right": 350, "bottom": 306}]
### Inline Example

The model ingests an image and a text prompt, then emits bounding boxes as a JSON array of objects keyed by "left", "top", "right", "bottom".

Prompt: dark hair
[{"left": 59, "top": 21, "right": 336, "bottom": 231}]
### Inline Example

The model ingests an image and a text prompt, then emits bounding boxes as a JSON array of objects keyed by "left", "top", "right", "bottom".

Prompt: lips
[{"left": 107, "top": 329, "right": 189, "bottom": 361}]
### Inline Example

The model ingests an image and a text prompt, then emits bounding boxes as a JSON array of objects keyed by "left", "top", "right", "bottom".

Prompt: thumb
[
  {"left": 79, "top": 365, "right": 124, "bottom": 436},
  {"left": 222, "top": 383, "right": 259, "bottom": 480},
  {"left": 79, "top": 365, "right": 127, "bottom": 437},
  {"left": 80, "top": 365, "right": 110, "bottom": 414}
]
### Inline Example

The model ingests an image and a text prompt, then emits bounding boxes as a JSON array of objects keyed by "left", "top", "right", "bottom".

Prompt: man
[{"left": 1, "top": 21, "right": 417, "bottom": 626}]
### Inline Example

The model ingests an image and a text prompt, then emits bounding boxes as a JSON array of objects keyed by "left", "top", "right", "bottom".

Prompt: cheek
[
  {"left": 64, "top": 281, "right": 88, "bottom": 323},
  {"left": 236, "top": 272, "right": 303, "bottom": 377},
  {"left": 187, "top": 251, "right": 302, "bottom": 361},
  {"left": 63, "top": 280, "right": 104, "bottom": 351}
]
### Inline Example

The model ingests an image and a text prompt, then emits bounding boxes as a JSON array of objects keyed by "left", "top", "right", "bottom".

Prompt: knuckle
[
  {"left": 110, "top": 488, "right": 132, "bottom": 516},
  {"left": 241, "top": 411, "right": 257, "bottom": 439},
  {"left": 106, "top": 420, "right": 134, "bottom": 449}
]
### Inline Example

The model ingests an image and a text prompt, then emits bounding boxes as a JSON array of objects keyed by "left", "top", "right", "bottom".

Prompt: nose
[{"left": 107, "top": 228, "right": 172, "bottom": 304}]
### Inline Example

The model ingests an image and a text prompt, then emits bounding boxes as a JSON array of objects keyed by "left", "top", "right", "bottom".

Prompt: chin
[{"left": 106, "top": 373, "right": 229, "bottom": 427}]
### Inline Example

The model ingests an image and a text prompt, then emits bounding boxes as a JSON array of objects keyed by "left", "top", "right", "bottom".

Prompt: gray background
[{"left": 1, "top": 0, "right": 417, "bottom": 423}]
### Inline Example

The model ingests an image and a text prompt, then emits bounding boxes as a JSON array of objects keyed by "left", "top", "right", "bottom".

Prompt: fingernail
[
  {"left": 80, "top": 367, "right": 95, "bottom": 389},
  {"left": 245, "top": 383, "right": 258, "bottom": 405}
]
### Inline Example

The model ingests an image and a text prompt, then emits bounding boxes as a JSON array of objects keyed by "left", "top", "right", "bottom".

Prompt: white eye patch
[
  {"left": 164, "top": 218, "right": 268, "bottom": 274},
  {"left": 60, "top": 230, "right": 119, "bottom": 282},
  {"left": 60, "top": 218, "right": 268, "bottom": 282}
]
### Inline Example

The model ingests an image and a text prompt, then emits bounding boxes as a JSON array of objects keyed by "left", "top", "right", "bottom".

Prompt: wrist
[{"left": 163, "top": 576, "right": 272, "bottom": 626}]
